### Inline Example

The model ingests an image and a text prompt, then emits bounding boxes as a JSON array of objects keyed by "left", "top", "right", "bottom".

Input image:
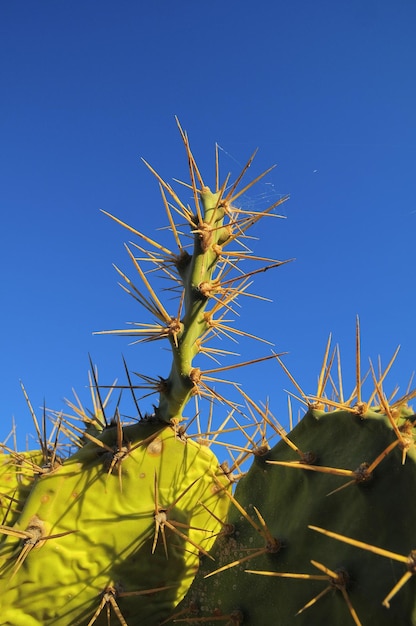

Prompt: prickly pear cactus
[
  {"left": 0, "top": 121, "right": 289, "bottom": 625},
  {"left": 3, "top": 122, "right": 414, "bottom": 626},
  {"left": 174, "top": 330, "right": 416, "bottom": 625}
]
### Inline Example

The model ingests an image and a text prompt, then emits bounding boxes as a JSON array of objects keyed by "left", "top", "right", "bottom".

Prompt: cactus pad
[
  {"left": 175, "top": 338, "right": 416, "bottom": 626},
  {"left": 0, "top": 422, "right": 230, "bottom": 625}
]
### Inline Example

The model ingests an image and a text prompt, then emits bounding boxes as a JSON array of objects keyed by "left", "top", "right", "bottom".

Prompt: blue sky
[{"left": 1, "top": 1, "right": 415, "bottom": 454}]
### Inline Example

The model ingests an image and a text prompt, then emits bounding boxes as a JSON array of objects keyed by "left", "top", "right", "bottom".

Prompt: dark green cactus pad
[
  {"left": 175, "top": 407, "right": 416, "bottom": 625},
  {"left": 0, "top": 422, "right": 230, "bottom": 625}
]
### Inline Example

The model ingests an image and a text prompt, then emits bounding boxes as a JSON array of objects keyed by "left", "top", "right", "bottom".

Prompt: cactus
[
  {"left": 173, "top": 326, "right": 416, "bottom": 625},
  {"left": 1, "top": 122, "right": 414, "bottom": 625},
  {"left": 0, "top": 120, "right": 289, "bottom": 625}
]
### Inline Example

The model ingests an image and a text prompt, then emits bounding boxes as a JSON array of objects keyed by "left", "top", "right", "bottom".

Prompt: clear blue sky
[{"left": 1, "top": 1, "right": 415, "bottom": 453}]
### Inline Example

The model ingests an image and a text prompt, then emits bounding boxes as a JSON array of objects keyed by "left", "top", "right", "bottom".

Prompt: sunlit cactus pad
[{"left": 0, "top": 422, "right": 230, "bottom": 625}]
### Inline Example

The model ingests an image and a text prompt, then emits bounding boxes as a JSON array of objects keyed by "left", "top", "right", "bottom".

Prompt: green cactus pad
[
  {"left": 0, "top": 422, "right": 230, "bottom": 625},
  {"left": 176, "top": 407, "right": 416, "bottom": 625}
]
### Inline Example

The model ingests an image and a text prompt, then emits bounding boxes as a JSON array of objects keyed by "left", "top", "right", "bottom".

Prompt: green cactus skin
[
  {"left": 0, "top": 421, "right": 230, "bottom": 625},
  {"left": 175, "top": 406, "right": 416, "bottom": 625},
  {"left": 154, "top": 186, "right": 227, "bottom": 424}
]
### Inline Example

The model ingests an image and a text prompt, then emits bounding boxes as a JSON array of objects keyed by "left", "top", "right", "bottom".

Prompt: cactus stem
[
  {"left": 267, "top": 460, "right": 373, "bottom": 497},
  {"left": 97, "top": 130, "right": 290, "bottom": 426}
]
